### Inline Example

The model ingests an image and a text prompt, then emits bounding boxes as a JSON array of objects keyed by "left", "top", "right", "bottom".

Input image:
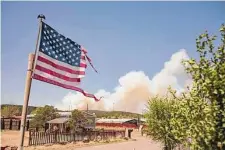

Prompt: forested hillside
[{"left": 0, "top": 104, "right": 141, "bottom": 118}]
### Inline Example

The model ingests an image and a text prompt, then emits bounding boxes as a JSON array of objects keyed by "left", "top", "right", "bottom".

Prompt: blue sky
[{"left": 1, "top": 2, "right": 225, "bottom": 107}]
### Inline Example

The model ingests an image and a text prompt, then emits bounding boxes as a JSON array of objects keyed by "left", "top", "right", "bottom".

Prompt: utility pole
[
  {"left": 70, "top": 99, "right": 72, "bottom": 111},
  {"left": 86, "top": 103, "right": 88, "bottom": 113},
  {"left": 113, "top": 102, "right": 114, "bottom": 111}
]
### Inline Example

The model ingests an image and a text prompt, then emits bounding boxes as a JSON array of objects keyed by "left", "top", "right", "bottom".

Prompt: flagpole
[{"left": 18, "top": 14, "right": 45, "bottom": 150}]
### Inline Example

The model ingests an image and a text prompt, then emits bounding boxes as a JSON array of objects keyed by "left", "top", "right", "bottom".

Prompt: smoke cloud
[{"left": 55, "top": 49, "right": 192, "bottom": 113}]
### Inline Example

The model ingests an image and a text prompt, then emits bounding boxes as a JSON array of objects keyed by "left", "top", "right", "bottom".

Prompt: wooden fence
[
  {"left": 1, "top": 118, "right": 29, "bottom": 131},
  {"left": 29, "top": 130, "right": 125, "bottom": 146}
]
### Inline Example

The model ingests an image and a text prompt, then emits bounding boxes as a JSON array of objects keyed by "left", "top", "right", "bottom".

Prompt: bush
[{"left": 144, "top": 96, "right": 179, "bottom": 149}]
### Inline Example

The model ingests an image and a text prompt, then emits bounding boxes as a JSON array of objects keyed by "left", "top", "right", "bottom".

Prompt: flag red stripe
[
  {"left": 33, "top": 74, "right": 100, "bottom": 102},
  {"left": 85, "top": 55, "right": 98, "bottom": 73},
  {"left": 35, "top": 65, "right": 81, "bottom": 82},
  {"left": 81, "top": 55, "right": 85, "bottom": 60},
  {"left": 37, "top": 56, "right": 86, "bottom": 75}
]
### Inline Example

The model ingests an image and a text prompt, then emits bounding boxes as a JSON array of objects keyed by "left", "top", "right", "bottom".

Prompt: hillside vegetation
[{"left": 0, "top": 104, "right": 141, "bottom": 118}]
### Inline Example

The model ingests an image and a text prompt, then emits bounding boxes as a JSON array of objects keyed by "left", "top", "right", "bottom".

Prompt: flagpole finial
[{"left": 37, "top": 14, "right": 45, "bottom": 21}]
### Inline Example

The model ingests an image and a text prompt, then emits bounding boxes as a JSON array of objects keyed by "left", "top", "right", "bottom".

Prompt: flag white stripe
[
  {"left": 38, "top": 51, "right": 87, "bottom": 71},
  {"left": 33, "top": 70, "right": 81, "bottom": 87},
  {"left": 35, "top": 59, "right": 85, "bottom": 78}
]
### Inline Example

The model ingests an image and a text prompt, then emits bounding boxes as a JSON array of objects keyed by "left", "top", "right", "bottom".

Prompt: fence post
[
  {"left": 54, "top": 131, "right": 57, "bottom": 143},
  {"left": 9, "top": 118, "right": 13, "bottom": 130},
  {"left": 44, "top": 123, "right": 48, "bottom": 132},
  {"left": 18, "top": 120, "right": 21, "bottom": 130},
  {"left": 1, "top": 118, "right": 5, "bottom": 130},
  {"left": 26, "top": 120, "right": 30, "bottom": 131},
  {"left": 73, "top": 132, "right": 76, "bottom": 142},
  {"left": 28, "top": 130, "right": 31, "bottom": 146}
]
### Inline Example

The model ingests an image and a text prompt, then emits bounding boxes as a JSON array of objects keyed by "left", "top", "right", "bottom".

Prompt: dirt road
[
  {"left": 75, "top": 138, "right": 161, "bottom": 150},
  {"left": 74, "top": 131, "right": 162, "bottom": 150}
]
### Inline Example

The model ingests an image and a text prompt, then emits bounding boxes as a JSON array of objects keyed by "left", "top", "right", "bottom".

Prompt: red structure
[
  {"left": 95, "top": 119, "right": 139, "bottom": 129},
  {"left": 96, "top": 122, "right": 137, "bottom": 129}
]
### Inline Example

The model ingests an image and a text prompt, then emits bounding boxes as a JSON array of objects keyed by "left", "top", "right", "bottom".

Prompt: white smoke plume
[{"left": 55, "top": 49, "right": 192, "bottom": 113}]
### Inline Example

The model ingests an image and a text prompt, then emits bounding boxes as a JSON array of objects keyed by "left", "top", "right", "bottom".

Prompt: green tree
[
  {"left": 67, "top": 109, "right": 88, "bottom": 132},
  {"left": 30, "top": 105, "right": 59, "bottom": 128},
  {"left": 169, "top": 88, "right": 214, "bottom": 149},
  {"left": 1, "top": 105, "right": 20, "bottom": 117},
  {"left": 145, "top": 96, "right": 179, "bottom": 149},
  {"left": 183, "top": 24, "right": 225, "bottom": 149},
  {"left": 169, "top": 24, "right": 225, "bottom": 149}
]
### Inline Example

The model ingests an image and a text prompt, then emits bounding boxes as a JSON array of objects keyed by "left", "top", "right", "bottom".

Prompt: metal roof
[
  {"left": 46, "top": 118, "right": 70, "bottom": 124},
  {"left": 56, "top": 111, "right": 96, "bottom": 117},
  {"left": 140, "top": 118, "right": 146, "bottom": 122},
  {"left": 27, "top": 114, "right": 35, "bottom": 117},
  {"left": 96, "top": 118, "right": 136, "bottom": 123},
  {"left": 58, "top": 112, "right": 71, "bottom": 116},
  {"left": 82, "top": 111, "right": 97, "bottom": 117}
]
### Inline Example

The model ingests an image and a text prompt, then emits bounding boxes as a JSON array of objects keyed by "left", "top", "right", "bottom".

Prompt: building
[
  {"left": 46, "top": 117, "right": 70, "bottom": 132},
  {"left": 45, "top": 111, "right": 96, "bottom": 132},
  {"left": 96, "top": 118, "right": 139, "bottom": 129}
]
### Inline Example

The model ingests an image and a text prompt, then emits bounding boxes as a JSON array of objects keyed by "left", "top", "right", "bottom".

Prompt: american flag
[{"left": 32, "top": 21, "right": 99, "bottom": 101}]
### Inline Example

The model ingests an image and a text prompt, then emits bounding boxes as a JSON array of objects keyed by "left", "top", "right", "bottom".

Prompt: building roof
[
  {"left": 56, "top": 111, "right": 96, "bottom": 117},
  {"left": 140, "top": 118, "right": 146, "bottom": 122},
  {"left": 46, "top": 118, "right": 70, "bottom": 124},
  {"left": 96, "top": 118, "right": 136, "bottom": 124},
  {"left": 58, "top": 111, "right": 71, "bottom": 116},
  {"left": 27, "top": 114, "right": 35, "bottom": 118},
  {"left": 83, "top": 111, "right": 96, "bottom": 117}
]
